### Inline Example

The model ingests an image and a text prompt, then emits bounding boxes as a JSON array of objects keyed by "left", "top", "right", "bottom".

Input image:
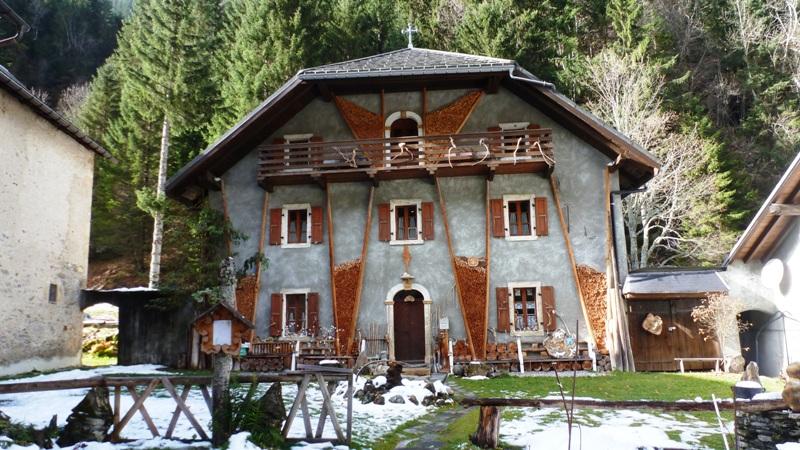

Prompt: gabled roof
[
  {"left": 0, "top": 65, "right": 111, "bottom": 158},
  {"left": 166, "top": 48, "right": 659, "bottom": 201},
  {"left": 725, "top": 151, "right": 800, "bottom": 264},
  {"left": 623, "top": 269, "right": 728, "bottom": 299},
  {"left": 195, "top": 301, "right": 255, "bottom": 329}
]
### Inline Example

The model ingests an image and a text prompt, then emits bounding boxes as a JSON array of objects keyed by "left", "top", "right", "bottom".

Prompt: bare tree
[
  {"left": 767, "top": 0, "right": 800, "bottom": 90},
  {"left": 691, "top": 293, "right": 750, "bottom": 358},
  {"left": 730, "top": 0, "right": 768, "bottom": 61},
  {"left": 56, "top": 83, "right": 89, "bottom": 123},
  {"left": 584, "top": 48, "right": 729, "bottom": 268}
]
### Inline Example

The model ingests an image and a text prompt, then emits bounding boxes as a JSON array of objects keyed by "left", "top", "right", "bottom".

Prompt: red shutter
[
  {"left": 496, "top": 287, "right": 510, "bottom": 333},
  {"left": 307, "top": 292, "right": 320, "bottom": 336},
  {"left": 490, "top": 198, "right": 505, "bottom": 238},
  {"left": 421, "top": 202, "right": 434, "bottom": 241},
  {"left": 309, "top": 136, "right": 324, "bottom": 166},
  {"left": 534, "top": 197, "right": 548, "bottom": 236},
  {"left": 311, "top": 206, "right": 323, "bottom": 244},
  {"left": 527, "top": 123, "right": 541, "bottom": 130},
  {"left": 541, "top": 286, "right": 556, "bottom": 332},
  {"left": 269, "top": 208, "right": 282, "bottom": 245},
  {"left": 378, "top": 203, "right": 391, "bottom": 241},
  {"left": 270, "top": 293, "right": 283, "bottom": 337}
]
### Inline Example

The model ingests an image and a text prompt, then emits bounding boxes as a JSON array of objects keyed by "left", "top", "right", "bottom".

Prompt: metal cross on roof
[{"left": 402, "top": 23, "right": 419, "bottom": 49}]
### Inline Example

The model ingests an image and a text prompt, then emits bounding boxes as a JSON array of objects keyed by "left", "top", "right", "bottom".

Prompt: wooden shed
[{"left": 623, "top": 270, "right": 728, "bottom": 371}]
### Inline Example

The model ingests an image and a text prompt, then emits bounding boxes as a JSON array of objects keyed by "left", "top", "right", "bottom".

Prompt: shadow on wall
[{"left": 739, "top": 309, "right": 786, "bottom": 377}]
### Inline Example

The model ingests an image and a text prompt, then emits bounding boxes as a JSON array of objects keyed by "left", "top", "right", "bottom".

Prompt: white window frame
[
  {"left": 283, "top": 133, "right": 314, "bottom": 172},
  {"left": 281, "top": 203, "right": 312, "bottom": 248},
  {"left": 507, "top": 281, "right": 544, "bottom": 336},
  {"left": 385, "top": 111, "right": 425, "bottom": 166},
  {"left": 280, "top": 288, "right": 310, "bottom": 338},
  {"left": 389, "top": 199, "right": 424, "bottom": 246},
  {"left": 503, "top": 194, "right": 537, "bottom": 241}
]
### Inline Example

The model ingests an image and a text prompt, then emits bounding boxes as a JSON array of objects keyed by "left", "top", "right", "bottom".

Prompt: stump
[
  {"left": 470, "top": 405, "right": 501, "bottom": 448},
  {"left": 56, "top": 387, "right": 113, "bottom": 446}
]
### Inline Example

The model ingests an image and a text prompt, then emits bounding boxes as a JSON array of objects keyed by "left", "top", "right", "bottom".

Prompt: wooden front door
[
  {"left": 628, "top": 298, "right": 720, "bottom": 371},
  {"left": 394, "top": 289, "right": 425, "bottom": 362}
]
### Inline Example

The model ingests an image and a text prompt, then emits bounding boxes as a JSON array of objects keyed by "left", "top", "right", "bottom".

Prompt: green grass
[
  {"left": 453, "top": 371, "right": 784, "bottom": 401},
  {"left": 80, "top": 352, "right": 117, "bottom": 367}
]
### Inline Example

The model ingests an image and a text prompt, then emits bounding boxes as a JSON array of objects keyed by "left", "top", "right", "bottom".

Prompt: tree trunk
[
  {"left": 470, "top": 406, "right": 501, "bottom": 448},
  {"left": 211, "top": 257, "right": 237, "bottom": 445},
  {"left": 148, "top": 115, "right": 170, "bottom": 289}
]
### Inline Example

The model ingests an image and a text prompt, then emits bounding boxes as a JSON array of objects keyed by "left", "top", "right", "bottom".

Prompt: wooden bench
[{"left": 674, "top": 357, "right": 724, "bottom": 373}]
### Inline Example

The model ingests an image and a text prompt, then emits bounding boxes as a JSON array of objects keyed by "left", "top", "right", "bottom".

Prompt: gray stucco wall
[
  {"left": 0, "top": 89, "right": 94, "bottom": 376},
  {"left": 223, "top": 86, "right": 626, "bottom": 349}
]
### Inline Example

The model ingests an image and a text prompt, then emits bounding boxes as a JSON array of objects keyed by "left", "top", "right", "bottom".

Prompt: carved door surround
[{"left": 385, "top": 283, "right": 432, "bottom": 364}]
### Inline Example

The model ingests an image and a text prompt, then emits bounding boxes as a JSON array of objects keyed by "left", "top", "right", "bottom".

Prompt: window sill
[
  {"left": 279, "top": 335, "right": 312, "bottom": 341},
  {"left": 511, "top": 329, "right": 545, "bottom": 337},
  {"left": 281, "top": 242, "right": 311, "bottom": 249},
  {"left": 504, "top": 234, "right": 537, "bottom": 241},
  {"left": 390, "top": 239, "right": 424, "bottom": 246}
]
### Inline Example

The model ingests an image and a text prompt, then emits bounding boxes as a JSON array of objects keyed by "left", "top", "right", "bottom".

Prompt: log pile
[
  {"left": 454, "top": 339, "right": 597, "bottom": 372},
  {"left": 333, "top": 259, "right": 362, "bottom": 354},
  {"left": 576, "top": 265, "right": 607, "bottom": 351},
  {"left": 454, "top": 256, "right": 488, "bottom": 358},
  {"left": 235, "top": 275, "right": 258, "bottom": 325}
]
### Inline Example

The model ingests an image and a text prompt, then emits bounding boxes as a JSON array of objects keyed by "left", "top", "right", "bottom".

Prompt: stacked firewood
[{"left": 484, "top": 342, "right": 518, "bottom": 361}]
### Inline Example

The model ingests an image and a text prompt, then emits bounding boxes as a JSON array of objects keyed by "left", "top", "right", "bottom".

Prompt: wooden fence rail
[{"left": 461, "top": 396, "right": 790, "bottom": 448}]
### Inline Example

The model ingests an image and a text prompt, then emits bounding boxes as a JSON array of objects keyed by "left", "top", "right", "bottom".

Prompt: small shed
[
  {"left": 194, "top": 302, "right": 255, "bottom": 356},
  {"left": 623, "top": 269, "right": 728, "bottom": 371}
]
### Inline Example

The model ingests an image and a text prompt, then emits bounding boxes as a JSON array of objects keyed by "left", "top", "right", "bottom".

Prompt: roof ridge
[
  {"left": 300, "top": 47, "right": 414, "bottom": 73},
  {"left": 413, "top": 47, "right": 514, "bottom": 64}
]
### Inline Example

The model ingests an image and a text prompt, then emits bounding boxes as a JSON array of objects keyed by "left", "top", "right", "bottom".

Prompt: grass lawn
[{"left": 80, "top": 353, "right": 117, "bottom": 367}]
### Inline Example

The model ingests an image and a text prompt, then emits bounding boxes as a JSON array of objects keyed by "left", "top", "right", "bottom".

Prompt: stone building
[
  {"left": 0, "top": 65, "right": 111, "bottom": 375},
  {"left": 166, "top": 47, "right": 660, "bottom": 369}
]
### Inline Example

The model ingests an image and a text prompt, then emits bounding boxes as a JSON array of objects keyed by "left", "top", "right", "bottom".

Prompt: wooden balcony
[{"left": 257, "top": 128, "right": 555, "bottom": 189}]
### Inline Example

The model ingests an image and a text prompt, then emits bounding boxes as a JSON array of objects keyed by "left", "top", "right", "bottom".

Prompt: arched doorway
[
  {"left": 393, "top": 289, "right": 425, "bottom": 362},
  {"left": 385, "top": 111, "right": 423, "bottom": 165},
  {"left": 739, "top": 309, "right": 785, "bottom": 377}
]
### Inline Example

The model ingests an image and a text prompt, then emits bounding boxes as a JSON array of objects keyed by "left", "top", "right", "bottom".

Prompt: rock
[
  {"left": 424, "top": 382, "right": 436, "bottom": 395},
  {"left": 422, "top": 396, "right": 436, "bottom": 406},
  {"left": 354, "top": 389, "right": 365, "bottom": 400},
  {"left": 386, "top": 361, "right": 403, "bottom": 389},
  {"left": 728, "top": 355, "right": 746, "bottom": 373},
  {"left": 389, "top": 395, "right": 405, "bottom": 404},
  {"left": 408, "top": 395, "right": 419, "bottom": 405},
  {"left": 0, "top": 410, "right": 8, "bottom": 422},
  {"left": 373, "top": 395, "right": 385, "bottom": 405},
  {"left": 57, "top": 387, "right": 113, "bottom": 446},
  {"left": 787, "top": 362, "right": 800, "bottom": 380},
  {"left": 453, "top": 364, "right": 465, "bottom": 377},
  {"left": 257, "top": 382, "right": 286, "bottom": 429},
  {"left": 783, "top": 381, "right": 800, "bottom": 412},
  {"left": 463, "top": 362, "right": 491, "bottom": 377},
  {"left": 355, "top": 350, "right": 369, "bottom": 371},
  {"left": 742, "top": 361, "right": 761, "bottom": 385}
]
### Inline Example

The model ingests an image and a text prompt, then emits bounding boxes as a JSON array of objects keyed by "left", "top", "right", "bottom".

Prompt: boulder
[
  {"left": 373, "top": 395, "right": 385, "bottom": 405},
  {"left": 742, "top": 361, "right": 761, "bottom": 385},
  {"left": 408, "top": 395, "right": 419, "bottom": 405},
  {"left": 257, "top": 382, "right": 286, "bottom": 429},
  {"left": 386, "top": 362, "right": 403, "bottom": 389},
  {"left": 389, "top": 395, "right": 405, "bottom": 404},
  {"left": 728, "top": 355, "right": 745, "bottom": 374},
  {"left": 422, "top": 396, "right": 436, "bottom": 406},
  {"left": 56, "top": 387, "right": 113, "bottom": 446},
  {"left": 783, "top": 381, "right": 800, "bottom": 412},
  {"left": 787, "top": 362, "right": 800, "bottom": 380}
]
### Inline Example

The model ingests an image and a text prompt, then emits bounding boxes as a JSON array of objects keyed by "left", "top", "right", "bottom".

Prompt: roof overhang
[
  {"left": 622, "top": 269, "right": 728, "bottom": 300},
  {"left": 725, "top": 151, "right": 800, "bottom": 265},
  {"left": 166, "top": 60, "right": 659, "bottom": 203}
]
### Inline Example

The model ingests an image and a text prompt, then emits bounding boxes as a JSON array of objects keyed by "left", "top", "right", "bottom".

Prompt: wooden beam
[
  {"left": 436, "top": 177, "right": 477, "bottom": 359},
  {"left": 484, "top": 178, "right": 491, "bottom": 360},
  {"left": 161, "top": 378, "right": 209, "bottom": 440},
  {"left": 317, "top": 83, "right": 334, "bottom": 102},
  {"left": 350, "top": 186, "right": 375, "bottom": 354},
  {"left": 326, "top": 187, "right": 338, "bottom": 345},
  {"left": 769, "top": 203, "right": 800, "bottom": 215},
  {"left": 548, "top": 174, "right": 596, "bottom": 348},
  {"left": 252, "top": 190, "right": 270, "bottom": 340}
]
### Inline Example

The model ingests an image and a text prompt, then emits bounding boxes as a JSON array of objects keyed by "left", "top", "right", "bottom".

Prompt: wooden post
[
  {"left": 212, "top": 257, "right": 236, "bottom": 446},
  {"left": 470, "top": 405, "right": 501, "bottom": 448}
]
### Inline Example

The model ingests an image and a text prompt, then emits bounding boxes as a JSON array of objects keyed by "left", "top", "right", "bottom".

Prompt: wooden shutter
[
  {"left": 534, "top": 197, "right": 548, "bottom": 236},
  {"left": 490, "top": 198, "right": 505, "bottom": 238},
  {"left": 311, "top": 206, "right": 323, "bottom": 244},
  {"left": 421, "top": 202, "right": 435, "bottom": 240},
  {"left": 541, "top": 286, "right": 556, "bottom": 332},
  {"left": 378, "top": 203, "right": 391, "bottom": 241},
  {"left": 527, "top": 123, "right": 541, "bottom": 130},
  {"left": 269, "top": 208, "right": 282, "bottom": 245},
  {"left": 270, "top": 293, "right": 283, "bottom": 337},
  {"left": 309, "top": 136, "right": 324, "bottom": 166},
  {"left": 496, "top": 287, "right": 510, "bottom": 333},
  {"left": 307, "top": 292, "right": 320, "bottom": 336}
]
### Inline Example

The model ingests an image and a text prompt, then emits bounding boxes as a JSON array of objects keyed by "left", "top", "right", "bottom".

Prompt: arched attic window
[{"left": 385, "top": 111, "right": 424, "bottom": 165}]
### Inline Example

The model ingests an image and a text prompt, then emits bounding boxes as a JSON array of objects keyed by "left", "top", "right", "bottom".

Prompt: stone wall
[
  {"left": 735, "top": 409, "right": 800, "bottom": 449},
  {"left": 0, "top": 89, "right": 95, "bottom": 376}
]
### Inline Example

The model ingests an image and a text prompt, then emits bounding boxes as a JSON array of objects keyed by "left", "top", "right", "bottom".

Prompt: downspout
[
  {"left": 508, "top": 68, "right": 556, "bottom": 89},
  {"left": 0, "top": 2, "right": 31, "bottom": 48}
]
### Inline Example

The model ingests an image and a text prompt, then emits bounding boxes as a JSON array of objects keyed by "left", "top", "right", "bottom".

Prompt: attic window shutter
[
  {"left": 541, "top": 286, "right": 556, "bottom": 332},
  {"left": 421, "top": 202, "right": 435, "bottom": 240},
  {"left": 378, "top": 203, "right": 391, "bottom": 241},
  {"left": 534, "top": 197, "right": 548, "bottom": 236},
  {"left": 270, "top": 293, "right": 283, "bottom": 337},
  {"left": 490, "top": 198, "right": 505, "bottom": 238},
  {"left": 269, "top": 208, "right": 282, "bottom": 245},
  {"left": 311, "top": 206, "right": 323, "bottom": 244},
  {"left": 496, "top": 287, "right": 510, "bottom": 333},
  {"left": 307, "top": 292, "right": 320, "bottom": 336},
  {"left": 309, "top": 136, "right": 324, "bottom": 166}
]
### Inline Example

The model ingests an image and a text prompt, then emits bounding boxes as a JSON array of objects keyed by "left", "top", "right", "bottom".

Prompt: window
[
  {"left": 48, "top": 283, "right": 57, "bottom": 304},
  {"left": 281, "top": 204, "right": 311, "bottom": 248},
  {"left": 385, "top": 111, "right": 424, "bottom": 166},
  {"left": 499, "top": 122, "right": 529, "bottom": 149},
  {"left": 283, "top": 133, "right": 313, "bottom": 170},
  {"left": 507, "top": 282, "right": 544, "bottom": 335},
  {"left": 503, "top": 195, "right": 536, "bottom": 240},
  {"left": 284, "top": 293, "right": 307, "bottom": 335},
  {"left": 390, "top": 199, "right": 423, "bottom": 245},
  {"left": 270, "top": 290, "right": 320, "bottom": 338}
]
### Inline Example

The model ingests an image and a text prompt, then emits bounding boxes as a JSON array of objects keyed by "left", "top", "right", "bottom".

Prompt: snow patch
[
  {"left": 228, "top": 432, "right": 261, "bottom": 450},
  {"left": 752, "top": 391, "right": 783, "bottom": 400},
  {"left": 735, "top": 381, "right": 763, "bottom": 388},
  {"left": 777, "top": 443, "right": 800, "bottom": 450},
  {"left": 464, "top": 375, "right": 488, "bottom": 380}
]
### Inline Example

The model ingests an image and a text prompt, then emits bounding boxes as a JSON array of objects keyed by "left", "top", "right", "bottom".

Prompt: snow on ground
[
  {"left": 500, "top": 407, "right": 731, "bottom": 450},
  {"left": 778, "top": 443, "right": 800, "bottom": 450}
]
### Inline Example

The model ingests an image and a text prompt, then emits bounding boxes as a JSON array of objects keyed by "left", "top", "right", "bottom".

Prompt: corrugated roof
[
  {"left": 0, "top": 65, "right": 112, "bottom": 159},
  {"left": 299, "top": 48, "right": 516, "bottom": 79},
  {"left": 623, "top": 269, "right": 728, "bottom": 297}
]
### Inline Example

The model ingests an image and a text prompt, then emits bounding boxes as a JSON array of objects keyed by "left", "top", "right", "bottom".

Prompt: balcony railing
[{"left": 257, "top": 128, "right": 555, "bottom": 187}]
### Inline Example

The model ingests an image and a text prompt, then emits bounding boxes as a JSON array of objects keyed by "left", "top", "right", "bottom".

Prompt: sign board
[
  {"left": 439, "top": 317, "right": 449, "bottom": 330},
  {"left": 212, "top": 320, "right": 232, "bottom": 346}
]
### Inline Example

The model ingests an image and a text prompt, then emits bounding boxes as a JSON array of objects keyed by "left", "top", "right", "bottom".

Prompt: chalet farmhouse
[
  {"left": 0, "top": 65, "right": 111, "bottom": 376},
  {"left": 166, "top": 48, "right": 660, "bottom": 369}
]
